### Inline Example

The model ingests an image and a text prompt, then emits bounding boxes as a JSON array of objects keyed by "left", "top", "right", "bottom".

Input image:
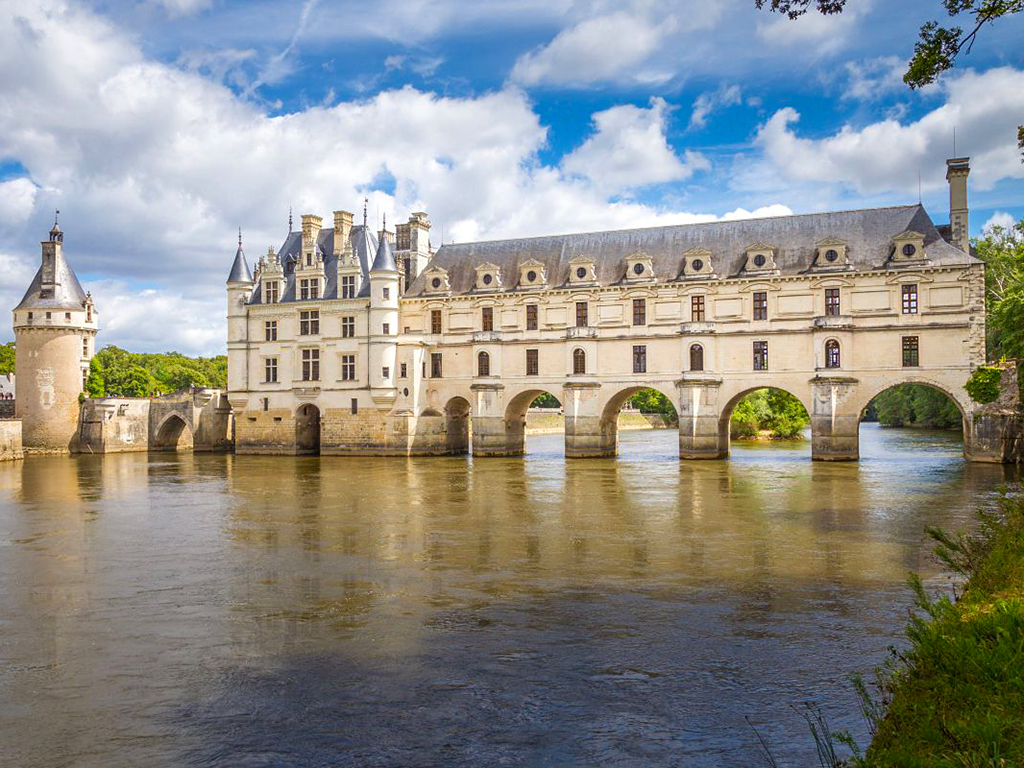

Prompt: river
[{"left": 0, "top": 423, "right": 1017, "bottom": 767}]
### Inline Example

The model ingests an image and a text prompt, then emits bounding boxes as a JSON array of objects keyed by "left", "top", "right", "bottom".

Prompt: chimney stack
[
  {"left": 946, "top": 157, "right": 970, "bottom": 253},
  {"left": 301, "top": 214, "right": 323, "bottom": 248},
  {"left": 333, "top": 210, "right": 353, "bottom": 257}
]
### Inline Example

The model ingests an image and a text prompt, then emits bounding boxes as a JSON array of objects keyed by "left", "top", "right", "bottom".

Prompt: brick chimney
[{"left": 946, "top": 157, "right": 970, "bottom": 253}]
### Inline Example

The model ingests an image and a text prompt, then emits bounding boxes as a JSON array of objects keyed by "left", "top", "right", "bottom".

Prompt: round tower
[
  {"left": 13, "top": 216, "right": 98, "bottom": 452},
  {"left": 368, "top": 216, "right": 400, "bottom": 399}
]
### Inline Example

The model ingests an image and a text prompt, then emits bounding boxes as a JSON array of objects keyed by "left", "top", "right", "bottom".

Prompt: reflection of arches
[
  {"left": 825, "top": 339, "right": 841, "bottom": 369},
  {"left": 689, "top": 344, "right": 704, "bottom": 372},
  {"left": 296, "top": 403, "right": 321, "bottom": 455},
  {"left": 153, "top": 414, "right": 193, "bottom": 451},
  {"left": 572, "top": 348, "right": 586, "bottom": 375},
  {"left": 444, "top": 396, "right": 471, "bottom": 454},
  {"left": 717, "top": 386, "right": 810, "bottom": 457},
  {"left": 477, "top": 351, "right": 490, "bottom": 377},
  {"left": 599, "top": 386, "right": 678, "bottom": 457}
]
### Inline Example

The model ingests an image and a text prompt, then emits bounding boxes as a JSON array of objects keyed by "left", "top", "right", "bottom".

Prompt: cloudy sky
[{"left": 1, "top": 0, "right": 1022, "bottom": 355}]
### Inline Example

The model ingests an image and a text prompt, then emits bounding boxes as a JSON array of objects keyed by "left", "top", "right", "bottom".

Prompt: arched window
[
  {"left": 572, "top": 348, "right": 586, "bottom": 375},
  {"left": 825, "top": 339, "right": 841, "bottom": 369},
  {"left": 477, "top": 351, "right": 490, "bottom": 377},
  {"left": 690, "top": 344, "right": 704, "bottom": 372}
]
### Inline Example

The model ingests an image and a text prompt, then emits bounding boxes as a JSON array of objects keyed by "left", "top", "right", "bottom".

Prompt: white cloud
[
  {"left": 0, "top": 179, "right": 38, "bottom": 227},
  {"left": 755, "top": 3, "right": 870, "bottom": 54},
  {"left": 982, "top": 211, "right": 1016, "bottom": 232},
  {"left": 153, "top": 0, "right": 212, "bottom": 17},
  {"left": 562, "top": 98, "right": 709, "bottom": 192},
  {"left": 689, "top": 83, "right": 742, "bottom": 130},
  {"left": 842, "top": 55, "right": 907, "bottom": 102},
  {"left": 752, "top": 67, "right": 1024, "bottom": 198}
]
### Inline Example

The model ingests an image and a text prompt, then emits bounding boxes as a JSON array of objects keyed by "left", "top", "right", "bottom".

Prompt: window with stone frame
[
  {"left": 690, "top": 344, "right": 704, "bottom": 372},
  {"left": 400, "top": 363, "right": 408, "bottom": 378},
  {"left": 341, "top": 275, "right": 356, "bottom": 299},
  {"left": 632, "top": 299, "right": 646, "bottom": 326},
  {"left": 340, "top": 354, "right": 356, "bottom": 381},
  {"left": 477, "top": 351, "right": 490, "bottom": 377},
  {"left": 902, "top": 336, "right": 919, "bottom": 367},
  {"left": 753, "top": 292, "right": 768, "bottom": 321},
  {"left": 265, "top": 281, "right": 279, "bottom": 303},
  {"left": 431, "top": 352, "right": 443, "bottom": 378},
  {"left": 526, "top": 304, "right": 538, "bottom": 331},
  {"left": 264, "top": 357, "right": 278, "bottom": 383},
  {"left": 526, "top": 348, "right": 539, "bottom": 376},
  {"left": 299, "top": 310, "right": 319, "bottom": 335},
  {"left": 264, "top": 320, "right": 277, "bottom": 341},
  {"left": 575, "top": 302, "right": 588, "bottom": 328},
  {"left": 383, "top": 322, "right": 390, "bottom": 335},
  {"left": 825, "top": 339, "right": 841, "bottom": 369},
  {"left": 753, "top": 341, "right": 768, "bottom": 370},
  {"left": 902, "top": 284, "right": 918, "bottom": 314},
  {"left": 431, "top": 309, "right": 442, "bottom": 334},
  {"left": 825, "top": 288, "right": 841, "bottom": 316},
  {"left": 341, "top": 316, "right": 355, "bottom": 338},
  {"left": 82, "top": 338, "right": 89, "bottom": 358},
  {"left": 691, "top": 295, "right": 705, "bottom": 322},
  {"left": 572, "top": 348, "right": 586, "bottom": 375},
  {"left": 299, "top": 278, "right": 319, "bottom": 300},
  {"left": 632, "top": 345, "right": 647, "bottom": 373},
  {"left": 301, "top": 348, "right": 319, "bottom": 381},
  {"left": 482, "top": 306, "right": 494, "bottom": 332},
  {"left": 383, "top": 287, "right": 390, "bottom": 301}
]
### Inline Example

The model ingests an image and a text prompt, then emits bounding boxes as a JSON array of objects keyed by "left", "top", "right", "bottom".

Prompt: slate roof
[
  {"left": 371, "top": 230, "right": 397, "bottom": 272},
  {"left": 16, "top": 248, "right": 90, "bottom": 311},
  {"left": 227, "top": 243, "right": 252, "bottom": 283},
  {"left": 407, "top": 204, "right": 978, "bottom": 297},
  {"left": 247, "top": 224, "right": 379, "bottom": 304}
]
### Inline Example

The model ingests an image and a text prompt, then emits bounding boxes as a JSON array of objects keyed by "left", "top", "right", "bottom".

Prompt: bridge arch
[
  {"left": 854, "top": 377, "right": 971, "bottom": 449},
  {"left": 444, "top": 395, "right": 471, "bottom": 455},
  {"left": 716, "top": 384, "right": 812, "bottom": 458},
  {"left": 503, "top": 386, "right": 563, "bottom": 456},
  {"left": 295, "top": 403, "right": 321, "bottom": 455},
  {"left": 594, "top": 384, "right": 680, "bottom": 458},
  {"left": 153, "top": 413, "right": 194, "bottom": 451}
]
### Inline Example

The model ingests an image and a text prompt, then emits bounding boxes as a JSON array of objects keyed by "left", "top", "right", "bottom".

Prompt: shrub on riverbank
[{"left": 856, "top": 487, "right": 1024, "bottom": 765}]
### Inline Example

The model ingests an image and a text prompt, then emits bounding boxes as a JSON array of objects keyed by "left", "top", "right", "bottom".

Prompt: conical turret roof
[
  {"left": 371, "top": 225, "right": 397, "bottom": 273},
  {"left": 227, "top": 229, "right": 252, "bottom": 283}
]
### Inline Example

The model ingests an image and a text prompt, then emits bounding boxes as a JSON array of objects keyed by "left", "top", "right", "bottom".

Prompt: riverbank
[{"left": 858, "top": 486, "right": 1024, "bottom": 764}]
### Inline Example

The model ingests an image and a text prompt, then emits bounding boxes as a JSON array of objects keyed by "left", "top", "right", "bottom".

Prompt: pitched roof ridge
[{"left": 437, "top": 203, "right": 925, "bottom": 249}]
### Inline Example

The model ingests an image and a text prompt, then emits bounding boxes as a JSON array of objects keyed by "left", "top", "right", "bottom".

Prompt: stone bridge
[{"left": 78, "top": 389, "right": 233, "bottom": 453}]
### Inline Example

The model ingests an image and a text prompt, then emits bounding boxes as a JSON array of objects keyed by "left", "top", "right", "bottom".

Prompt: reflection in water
[{"left": 0, "top": 425, "right": 1016, "bottom": 767}]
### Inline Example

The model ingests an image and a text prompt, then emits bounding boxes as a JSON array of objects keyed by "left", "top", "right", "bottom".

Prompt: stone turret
[
  {"left": 13, "top": 216, "right": 98, "bottom": 452},
  {"left": 368, "top": 216, "right": 400, "bottom": 402},
  {"left": 226, "top": 230, "right": 253, "bottom": 397}
]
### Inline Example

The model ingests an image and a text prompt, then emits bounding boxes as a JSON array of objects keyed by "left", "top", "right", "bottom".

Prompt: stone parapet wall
[
  {"left": 79, "top": 398, "right": 151, "bottom": 453},
  {"left": 0, "top": 420, "right": 23, "bottom": 461},
  {"left": 0, "top": 400, "right": 15, "bottom": 419}
]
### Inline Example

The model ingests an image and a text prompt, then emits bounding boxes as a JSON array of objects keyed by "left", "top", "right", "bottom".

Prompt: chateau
[{"left": 225, "top": 157, "right": 993, "bottom": 461}]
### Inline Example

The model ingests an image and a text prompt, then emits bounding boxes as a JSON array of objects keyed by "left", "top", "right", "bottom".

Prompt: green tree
[
  {"left": 530, "top": 393, "right": 560, "bottom": 408},
  {"left": 974, "top": 218, "right": 1024, "bottom": 361},
  {"left": 85, "top": 357, "right": 106, "bottom": 398},
  {"left": 870, "top": 384, "right": 963, "bottom": 428},
  {"left": 0, "top": 342, "right": 14, "bottom": 376},
  {"left": 755, "top": 0, "right": 1024, "bottom": 159},
  {"left": 730, "top": 388, "right": 809, "bottom": 439},
  {"left": 629, "top": 388, "right": 678, "bottom": 420}
]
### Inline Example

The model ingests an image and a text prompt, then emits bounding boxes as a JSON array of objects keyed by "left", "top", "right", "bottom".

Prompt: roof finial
[
  {"left": 238, "top": 227, "right": 243, "bottom": 248},
  {"left": 382, "top": 212, "right": 386, "bottom": 231},
  {"left": 363, "top": 197, "right": 368, "bottom": 227},
  {"left": 288, "top": 206, "right": 293, "bottom": 234},
  {"left": 54, "top": 209, "right": 60, "bottom": 228}
]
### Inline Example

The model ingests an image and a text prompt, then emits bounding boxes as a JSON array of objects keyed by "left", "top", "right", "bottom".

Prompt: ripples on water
[{"left": 0, "top": 424, "right": 1017, "bottom": 767}]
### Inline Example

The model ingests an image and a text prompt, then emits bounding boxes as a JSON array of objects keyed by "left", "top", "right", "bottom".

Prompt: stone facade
[
  {"left": 0, "top": 419, "right": 23, "bottom": 461},
  {"left": 227, "top": 157, "right": 1007, "bottom": 462}
]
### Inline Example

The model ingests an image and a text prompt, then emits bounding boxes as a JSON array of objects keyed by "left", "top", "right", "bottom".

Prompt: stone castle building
[
  {"left": 13, "top": 218, "right": 97, "bottom": 453},
  {"left": 226, "top": 157, "right": 995, "bottom": 461}
]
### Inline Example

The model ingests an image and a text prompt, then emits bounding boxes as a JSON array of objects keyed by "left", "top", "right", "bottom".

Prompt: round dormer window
[
  {"left": 691, "top": 259, "right": 704, "bottom": 272},
  {"left": 431, "top": 277, "right": 441, "bottom": 289},
  {"left": 483, "top": 273, "right": 493, "bottom": 285},
  {"left": 825, "top": 249, "right": 839, "bottom": 262},
  {"left": 902, "top": 244, "right": 917, "bottom": 257},
  {"left": 753, "top": 254, "right": 767, "bottom": 268},
  {"left": 526, "top": 270, "right": 537, "bottom": 282},
  {"left": 576, "top": 267, "right": 587, "bottom": 279},
  {"left": 633, "top": 263, "right": 645, "bottom": 275}
]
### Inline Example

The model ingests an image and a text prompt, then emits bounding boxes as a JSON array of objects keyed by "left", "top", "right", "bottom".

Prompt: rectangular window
[
  {"left": 264, "top": 357, "right": 278, "bottom": 383},
  {"left": 265, "top": 281, "right": 279, "bottom": 304},
  {"left": 825, "top": 288, "right": 841, "bottom": 316},
  {"left": 753, "top": 291, "right": 768, "bottom": 321},
  {"left": 431, "top": 309, "right": 442, "bottom": 334},
  {"left": 83, "top": 338, "right": 89, "bottom": 357},
  {"left": 341, "top": 275, "right": 356, "bottom": 299},
  {"left": 65, "top": 312, "right": 71, "bottom": 321},
  {"left": 902, "top": 336, "right": 920, "bottom": 367},
  {"left": 301, "top": 349, "right": 319, "bottom": 381},
  {"left": 526, "top": 348, "right": 539, "bottom": 376},
  {"left": 264, "top": 320, "right": 277, "bottom": 341},
  {"left": 482, "top": 306, "right": 493, "bottom": 332},
  {"left": 382, "top": 322, "right": 390, "bottom": 335},
  {"left": 753, "top": 341, "right": 768, "bottom": 371},
  {"left": 341, "top": 354, "right": 356, "bottom": 381},
  {"left": 431, "top": 352, "right": 443, "bottom": 378},
  {"left": 400, "top": 363, "right": 408, "bottom": 378},
  {"left": 576, "top": 302, "right": 588, "bottom": 327},
  {"left": 299, "top": 278, "right": 319, "bottom": 300},
  {"left": 632, "top": 299, "right": 646, "bottom": 326},
  {"left": 263, "top": 397, "right": 269, "bottom": 412},
  {"left": 382, "top": 366, "right": 390, "bottom": 379},
  {"left": 382, "top": 287, "right": 390, "bottom": 300},
  {"left": 526, "top": 304, "right": 538, "bottom": 330},
  {"left": 341, "top": 316, "right": 355, "bottom": 338},
  {"left": 299, "top": 310, "right": 319, "bottom": 335},
  {"left": 351, "top": 398, "right": 358, "bottom": 415},
  {"left": 692, "top": 295, "right": 705, "bottom": 322},
  {"left": 902, "top": 284, "right": 918, "bottom": 314},
  {"left": 632, "top": 344, "right": 647, "bottom": 374}
]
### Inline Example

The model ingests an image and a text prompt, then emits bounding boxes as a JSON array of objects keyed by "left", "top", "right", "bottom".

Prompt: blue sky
[{"left": 1, "top": 0, "right": 1022, "bottom": 354}]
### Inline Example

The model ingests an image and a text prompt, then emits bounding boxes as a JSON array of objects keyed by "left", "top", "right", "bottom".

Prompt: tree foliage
[
  {"left": 868, "top": 384, "right": 962, "bottom": 429},
  {"left": 629, "top": 388, "right": 678, "bottom": 420},
  {"left": 965, "top": 365, "right": 1005, "bottom": 403},
  {"left": 730, "top": 388, "right": 809, "bottom": 439},
  {"left": 975, "top": 218, "right": 1024, "bottom": 362},
  {"left": 0, "top": 342, "right": 14, "bottom": 376},
  {"left": 756, "top": 0, "right": 1024, "bottom": 160},
  {"left": 86, "top": 345, "right": 226, "bottom": 398}
]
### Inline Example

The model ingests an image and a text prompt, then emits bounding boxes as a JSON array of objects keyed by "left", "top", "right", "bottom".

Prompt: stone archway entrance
[
  {"left": 296, "top": 404, "right": 321, "bottom": 455},
  {"left": 153, "top": 414, "right": 194, "bottom": 451}
]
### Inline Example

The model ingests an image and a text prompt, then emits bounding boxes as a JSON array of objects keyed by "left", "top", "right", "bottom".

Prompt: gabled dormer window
[
  {"left": 424, "top": 267, "right": 450, "bottom": 294},
  {"left": 680, "top": 247, "right": 715, "bottom": 279},
  {"left": 624, "top": 252, "right": 654, "bottom": 283},
  {"left": 474, "top": 262, "right": 502, "bottom": 292},
  {"left": 518, "top": 259, "right": 547, "bottom": 289},
  {"left": 743, "top": 243, "right": 779, "bottom": 275},
  {"left": 890, "top": 231, "right": 928, "bottom": 265},
  {"left": 813, "top": 237, "right": 851, "bottom": 270},
  {"left": 568, "top": 255, "right": 596, "bottom": 285},
  {"left": 265, "top": 281, "right": 280, "bottom": 304}
]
